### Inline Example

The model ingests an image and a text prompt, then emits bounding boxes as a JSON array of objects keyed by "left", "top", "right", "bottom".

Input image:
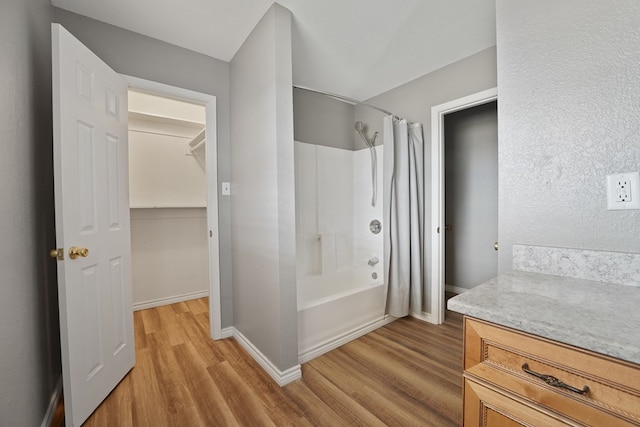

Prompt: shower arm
[
  {"left": 359, "top": 129, "right": 378, "bottom": 147},
  {"left": 355, "top": 121, "right": 379, "bottom": 148}
]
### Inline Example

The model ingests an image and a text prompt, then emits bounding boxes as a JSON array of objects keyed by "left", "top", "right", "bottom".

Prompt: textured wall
[
  {"left": 496, "top": 0, "right": 640, "bottom": 271},
  {"left": 52, "top": 8, "right": 235, "bottom": 326},
  {"left": 0, "top": 0, "right": 60, "bottom": 425},
  {"left": 230, "top": 4, "right": 298, "bottom": 371}
]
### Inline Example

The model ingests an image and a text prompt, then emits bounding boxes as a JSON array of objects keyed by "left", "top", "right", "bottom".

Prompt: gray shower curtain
[{"left": 383, "top": 116, "right": 424, "bottom": 317}]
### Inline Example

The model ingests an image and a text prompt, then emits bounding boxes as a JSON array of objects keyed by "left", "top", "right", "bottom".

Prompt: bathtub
[{"left": 297, "top": 267, "right": 393, "bottom": 363}]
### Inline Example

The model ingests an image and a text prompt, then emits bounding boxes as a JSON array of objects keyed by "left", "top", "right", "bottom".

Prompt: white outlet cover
[
  {"left": 221, "top": 182, "right": 231, "bottom": 196},
  {"left": 606, "top": 172, "right": 640, "bottom": 210}
]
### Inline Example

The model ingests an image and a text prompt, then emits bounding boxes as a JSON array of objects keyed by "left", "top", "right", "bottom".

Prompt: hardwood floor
[{"left": 80, "top": 298, "right": 463, "bottom": 426}]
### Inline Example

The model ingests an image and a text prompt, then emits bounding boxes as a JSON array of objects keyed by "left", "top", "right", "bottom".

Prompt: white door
[{"left": 51, "top": 24, "right": 134, "bottom": 427}]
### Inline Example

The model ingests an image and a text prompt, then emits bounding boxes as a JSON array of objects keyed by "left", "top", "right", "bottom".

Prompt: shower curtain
[{"left": 383, "top": 116, "right": 424, "bottom": 317}]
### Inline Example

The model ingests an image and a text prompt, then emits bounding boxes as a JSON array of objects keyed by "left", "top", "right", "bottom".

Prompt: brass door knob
[
  {"left": 494, "top": 242, "right": 499, "bottom": 251},
  {"left": 69, "top": 246, "right": 89, "bottom": 259}
]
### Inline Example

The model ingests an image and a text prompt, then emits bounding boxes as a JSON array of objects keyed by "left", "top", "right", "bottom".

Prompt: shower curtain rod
[{"left": 293, "top": 85, "right": 400, "bottom": 119}]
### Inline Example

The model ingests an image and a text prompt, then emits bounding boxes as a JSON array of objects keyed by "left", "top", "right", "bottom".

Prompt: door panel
[{"left": 52, "top": 23, "right": 134, "bottom": 427}]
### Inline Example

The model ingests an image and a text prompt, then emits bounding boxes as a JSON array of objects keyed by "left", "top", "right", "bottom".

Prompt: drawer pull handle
[{"left": 521, "top": 363, "right": 589, "bottom": 395}]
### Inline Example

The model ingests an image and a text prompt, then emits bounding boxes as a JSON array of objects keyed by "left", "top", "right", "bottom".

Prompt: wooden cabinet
[{"left": 462, "top": 317, "right": 640, "bottom": 426}]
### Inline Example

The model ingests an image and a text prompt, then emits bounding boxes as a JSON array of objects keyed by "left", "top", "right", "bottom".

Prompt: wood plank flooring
[{"left": 81, "top": 298, "right": 463, "bottom": 426}]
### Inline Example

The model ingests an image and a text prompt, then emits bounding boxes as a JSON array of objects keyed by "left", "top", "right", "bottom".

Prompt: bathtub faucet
[{"left": 368, "top": 257, "right": 379, "bottom": 266}]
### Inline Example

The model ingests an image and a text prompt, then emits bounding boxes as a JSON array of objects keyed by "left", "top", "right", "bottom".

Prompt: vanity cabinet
[{"left": 462, "top": 317, "right": 640, "bottom": 426}]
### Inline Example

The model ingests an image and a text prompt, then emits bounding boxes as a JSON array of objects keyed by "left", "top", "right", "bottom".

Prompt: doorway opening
[
  {"left": 125, "top": 76, "right": 222, "bottom": 339},
  {"left": 128, "top": 89, "right": 208, "bottom": 306},
  {"left": 444, "top": 101, "right": 498, "bottom": 295},
  {"left": 430, "top": 88, "right": 498, "bottom": 324}
]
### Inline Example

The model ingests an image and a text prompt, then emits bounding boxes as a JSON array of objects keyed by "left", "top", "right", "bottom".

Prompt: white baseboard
[
  {"left": 41, "top": 376, "right": 62, "bottom": 427},
  {"left": 133, "top": 290, "right": 209, "bottom": 311},
  {"left": 220, "top": 327, "right": 234, "bottom": 339},
  {"left": 410, "top": 310, "right": 434, "bottom": 323},
  {"left": 230, "top": 328, "right": 302, "bottom": 386},
  {"left": 445, "top": 284, "right": 469, "bottom": 295},
  {"left": 298, "top": 315, "right": 396, "bottom": 364}
]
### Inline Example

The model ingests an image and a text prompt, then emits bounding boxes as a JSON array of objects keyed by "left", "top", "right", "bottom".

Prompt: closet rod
[
  {"left": 129, "top": 128, "right": 192, "bottom": 139},
  {"left": 293, "top": 85, "right": 400, "bottom": 119}
]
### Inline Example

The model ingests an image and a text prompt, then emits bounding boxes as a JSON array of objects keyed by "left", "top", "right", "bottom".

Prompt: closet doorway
[
  {"left": 430, "top": 88, "right": 498, "bottom": 324},
  {"left": 125, "top": 76, "right": 222, "bottom": 339},
  {"left": 443, "top": 101, "right": 498, "bottom": 294}
]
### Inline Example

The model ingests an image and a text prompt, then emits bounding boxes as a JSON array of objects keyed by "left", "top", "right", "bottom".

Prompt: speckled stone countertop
[{"left": 447, "top": 271, "right": 640, "bottom": 365}]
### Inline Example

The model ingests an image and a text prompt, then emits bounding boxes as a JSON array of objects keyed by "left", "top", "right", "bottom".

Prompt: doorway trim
[
  {"left": 430, "top": 87, "right": 497, "bottom": 324},
  {"left": 124, "top": 75, "right": 222, "bottom": 340}
]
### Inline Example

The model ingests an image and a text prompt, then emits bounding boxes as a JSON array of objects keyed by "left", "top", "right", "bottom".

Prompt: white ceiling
[{"left": 51, "top": 0, "right": 496, "bottom": 100}]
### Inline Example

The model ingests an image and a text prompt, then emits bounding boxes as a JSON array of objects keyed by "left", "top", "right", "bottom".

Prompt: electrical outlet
[
  {"left": 617, "top": 179, "right": 631, "bottom": 202},
  {"left": 607, "top": 172, "right": 640, "bottom": 210}
]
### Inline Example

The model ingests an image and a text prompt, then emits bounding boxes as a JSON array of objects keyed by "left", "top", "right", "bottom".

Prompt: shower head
[{"left": 355, "top": 121, "right": 377, "bottom": 147}]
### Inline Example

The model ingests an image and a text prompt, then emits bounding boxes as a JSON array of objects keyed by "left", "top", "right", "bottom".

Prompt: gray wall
[
  {"left": 496, "top": 0, "right": 640, "bottom": 271},
  {"left": 230, "top": 4, "right": 298, "bottom": 371},
  {"left": 357, "top": 46, "right": 497, "bottom": 311},
  {"left": 445, "top": 102, "right": 498, "bottom": 289},
  {"left": 52, "top": 8, "right": 235, "bottom": 326},
  {"left": 293, "top": 88, "right": 355, "bottom": 150},
  {"left": 0, "top": 0, "right": 61, "bottom": 425}
]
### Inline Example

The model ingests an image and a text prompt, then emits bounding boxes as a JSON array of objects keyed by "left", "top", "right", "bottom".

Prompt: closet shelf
[
  {"left": 189, "top": 129, "right": 206, "bottom": 153},
  {"left": 128, "top": 110, "right": 204, "bottom": 130},
  {"left": 130, "top": 205, "right": 207, "bottom": 209}
]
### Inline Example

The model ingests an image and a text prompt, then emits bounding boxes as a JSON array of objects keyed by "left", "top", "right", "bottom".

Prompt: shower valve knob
[{"left": 369, "top": 219, "right": 381, "bottom": 234}]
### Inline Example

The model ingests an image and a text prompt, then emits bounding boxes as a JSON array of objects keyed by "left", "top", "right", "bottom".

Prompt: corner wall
[
  {"left": 230, "top": 4, "right": 298, "bottom": 373},
  {"left": 0, "top": 0, "right": 60, "bottom": 424},
  {"left": 293, "top": 87, "right": 355, "bottom": 150},
  {"left": 51, "top": 8, "right": 235, "bottom": 326},
  {"left": 496, "top": 0, "right": 640, "bottom": 271}
]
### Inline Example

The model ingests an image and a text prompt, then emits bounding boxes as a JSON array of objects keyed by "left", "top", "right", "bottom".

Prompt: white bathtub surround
[
  {"left": 383, "top": 117, "right": 425, "bottom": 317},
  {"left": 297, "top": 269, "right": 389, "bottom": 363},
  {"left": 298, "top": 308, "right": 394, "bottom": 364},
  {"left": 295, "top": 140, "right": 385, "bottom": 362},
  {"left": 319, "top": 232, "right": 337, "bottom": 273},
  {"left": 353, "top": 144, "right": 385, "bottom": 275},
  {"left": 295, "top": 142, "right": 358, "bottom": 279},
  {"left": 513, "top": 244, "right": 640, "bottom": 287},
  {"left": 297, "top": 267, "right": 383, "bottom": 307}
]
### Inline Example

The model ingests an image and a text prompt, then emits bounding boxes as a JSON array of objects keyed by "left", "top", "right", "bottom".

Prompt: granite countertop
[{"left": 447, "top": 271, "right": 640, "bottom": 365}]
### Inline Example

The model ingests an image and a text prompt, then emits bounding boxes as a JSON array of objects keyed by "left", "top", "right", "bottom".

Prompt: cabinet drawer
[
  {"left": 464, "top": 317, "right": 640, "bottom": 426},
  {"left": 465, "top": 377, "right": 579, "bottom": 426}
]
